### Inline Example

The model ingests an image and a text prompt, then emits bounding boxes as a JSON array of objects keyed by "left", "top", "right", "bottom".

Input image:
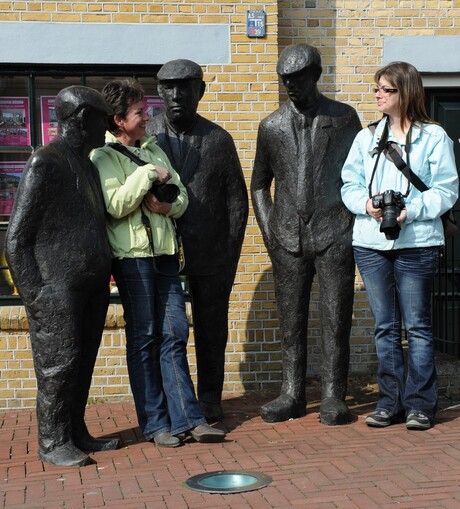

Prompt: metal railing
[{"left": 433, "top": 214, "right": 460, "bottom": 358}]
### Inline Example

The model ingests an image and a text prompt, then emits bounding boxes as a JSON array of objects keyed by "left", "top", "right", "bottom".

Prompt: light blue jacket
[{"left": 341, "top": 117, "right": 458, "bottom": 250}]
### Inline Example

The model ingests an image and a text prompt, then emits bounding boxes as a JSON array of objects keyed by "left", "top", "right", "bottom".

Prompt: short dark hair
[{"left": 102, "top": 79, "right": 144, "bottom": 135}]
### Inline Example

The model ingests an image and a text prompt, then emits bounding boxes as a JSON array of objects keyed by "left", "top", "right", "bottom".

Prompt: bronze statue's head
[
  {"left": 157, "top": 60, "right": 205, "bottom": 132},
  {"left": 277, "top": 44, "right": 322, "bottom": 82},
  {"left": 277, "top": 44, "right": 322, "bottom": 110},
  {"left": 55, "top": 86, "right": 112, "bottom": 122},
  {"left": 157, "top": 59, "right": 203, "bottom": 81},
  {"left": 55, "top": 86, "right": 112, "bottom": 151}
]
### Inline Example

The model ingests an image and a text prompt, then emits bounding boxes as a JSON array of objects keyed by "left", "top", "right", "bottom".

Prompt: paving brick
[{"left": 0, "top": 394, "right": 459, "bottom": 508}]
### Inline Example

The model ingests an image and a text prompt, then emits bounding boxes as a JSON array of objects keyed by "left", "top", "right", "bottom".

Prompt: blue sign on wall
[{"left": 247, "top": 10, "right": 266, "bottom": 38}]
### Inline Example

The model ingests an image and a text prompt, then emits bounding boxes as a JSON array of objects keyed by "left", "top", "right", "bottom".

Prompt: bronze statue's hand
[
  {"left": 151, "top": 165, "right": 171, "bottom": 184},
  {"left": 143, "top": 192, "right": 172, "bottom": 215}
]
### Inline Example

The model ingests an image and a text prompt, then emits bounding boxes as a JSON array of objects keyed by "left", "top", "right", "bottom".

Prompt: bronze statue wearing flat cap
[
  {"left": 148, "top": 60, "right": 248, "bottom": 421},
  {"left": 251, "top": 44, "right": 362, "bottom": 426},
  {"left": 6, "top": 85, "right": 119, "bottom": 467},
  {"left": 276, "top": 43, "right": 322, "bottom": 78},
  {"left": 157, "top": 59, "right": 204, "bottom": 81}
]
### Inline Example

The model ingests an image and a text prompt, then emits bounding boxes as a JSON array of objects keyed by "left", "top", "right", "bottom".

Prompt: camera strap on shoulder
[
  {"left": 384, "top": 141, "right": 429, "bottom": 193},
  {"left": 105, "top": 142, "right": 155, "bottom": 248},
  {"left": 106, "top": 142, "right": 148, "bottom": 166}
]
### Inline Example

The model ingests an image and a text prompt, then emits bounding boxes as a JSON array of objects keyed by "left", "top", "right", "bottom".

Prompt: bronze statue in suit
[
  {"left": 147, "top": 60, "right": 248, "bottom": 421},
  {"left": 251, "top": 44, "right": 362, "bottom": 424},
  {"left": 6, "top": 86, "right": 119, "bottom": 466}
]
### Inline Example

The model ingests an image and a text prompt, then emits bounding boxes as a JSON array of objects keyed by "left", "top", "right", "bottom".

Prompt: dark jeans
[
  {"left": 354, "top": 247, "right": 439, "bottom": 419},
  {"left": 112, "top": 255, "right": 206, "bottom": 439}
]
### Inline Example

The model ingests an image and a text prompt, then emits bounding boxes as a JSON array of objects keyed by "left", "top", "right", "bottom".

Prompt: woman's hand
[
  {"left": 151, "top": 165, "right": 171, "bottom": 184},
  {"left": 396, "top": 208, "right": 407, "bottom": 224},
  {"left": 366, "top": 198, "right": 383, "bottom": 220},
  {"left": 143, "top": 192, "right": 172, "bottom": 215}
]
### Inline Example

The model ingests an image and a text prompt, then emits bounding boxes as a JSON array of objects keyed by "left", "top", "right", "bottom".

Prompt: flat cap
[
  {"left": 55, "top": 85, "right": 112, "bottom": 122},
  {"left": 157, "top": 59, "right": 203, "bottom": 81},
  {"left": 276, "top": 44, "right": 322, "bottom": 76}
]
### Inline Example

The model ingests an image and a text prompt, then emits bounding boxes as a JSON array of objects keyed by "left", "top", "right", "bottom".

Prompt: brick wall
[{"left": 1, "top": 0, "right": 459, "bottom": 409}]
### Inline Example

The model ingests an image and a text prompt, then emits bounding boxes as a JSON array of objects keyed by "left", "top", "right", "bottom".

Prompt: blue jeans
[
  {"left": 112, "top": 256, "right": 206, "bottom": 440},
  {"left": 354, "top": 247, "right": 439, "bottom": 419}
]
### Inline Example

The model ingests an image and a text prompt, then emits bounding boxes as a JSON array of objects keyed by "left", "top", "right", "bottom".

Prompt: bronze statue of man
[
  {"left": 251, "top": 44, "right": 362, "bottom": 425},
  {"left": 147, "top": 59, "right": 248, "bottom": 421},
  {"left": 6, "top": 86, "right": 119, "bottom": 466}
]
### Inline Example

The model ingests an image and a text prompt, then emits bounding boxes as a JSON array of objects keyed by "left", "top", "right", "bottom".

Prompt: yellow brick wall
[
  {"left": 1, "top": 0, "right": 459, "bottom": 409},
  {"left": 0, "top": 0, "right": 282, "bottom": 409}
]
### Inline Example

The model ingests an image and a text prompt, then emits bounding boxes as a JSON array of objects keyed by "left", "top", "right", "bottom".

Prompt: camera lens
[
  {"left": 150, "top": 183, "right": 180, "bottom": 203},
  {"left": 380, "top": 205, "right": 401, "bottom": 240}
]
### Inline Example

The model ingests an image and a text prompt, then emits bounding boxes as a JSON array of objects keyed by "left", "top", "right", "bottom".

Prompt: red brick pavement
[{"left": 1, "top": 389, "right": 460, "bottom": 509}]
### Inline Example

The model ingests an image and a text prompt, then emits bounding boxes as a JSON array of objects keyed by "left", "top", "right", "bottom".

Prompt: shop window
[{"left": 0, "top": 64, "right": 162, "bottom": 304}]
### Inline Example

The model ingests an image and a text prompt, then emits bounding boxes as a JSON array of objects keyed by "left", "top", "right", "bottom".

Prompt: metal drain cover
[{"left": 185, "top": 470, "right": 272, "bottom": 494}]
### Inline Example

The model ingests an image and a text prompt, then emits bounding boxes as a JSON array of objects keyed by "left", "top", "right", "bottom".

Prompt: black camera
[
  {"left": 372, "top": 190, "right": 405, "bottom": 240},
  {"left": 150, "top": 183, "right": 180, "bottom": 203}
]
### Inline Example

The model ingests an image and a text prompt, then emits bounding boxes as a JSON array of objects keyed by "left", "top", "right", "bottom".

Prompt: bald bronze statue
[
  {"left": 147, "top": 60, "right": 248, "bottom": 421},
  {"left": 251, "top": 44, "right": 362, "bottom": 424},
  {"left": 6, "top": 86, "right": 119, "bottom": 467}
]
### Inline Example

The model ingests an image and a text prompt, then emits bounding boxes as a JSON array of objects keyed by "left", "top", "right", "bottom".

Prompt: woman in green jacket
[{"left": 91, "top": 79, "right": 225, "bottom": 448}]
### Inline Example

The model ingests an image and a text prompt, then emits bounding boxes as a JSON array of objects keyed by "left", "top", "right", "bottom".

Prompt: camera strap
[
  {"left": 367, "top": 121, "right": 457, "bottom": 239},
  {"left": 105, "top": 142, "right": 185, "bottom": 274},
  {"left": 368, "top": 120, "right": 413, "bottom": 198},
  {"left": 384, "top": 141, "right": 428, "bottom": 193},
  {"left": 105, "top": 142, "right": 155, "bottom": 241},
  {"left": 106, "top": 141, "right": 149, "bottom": 166}
]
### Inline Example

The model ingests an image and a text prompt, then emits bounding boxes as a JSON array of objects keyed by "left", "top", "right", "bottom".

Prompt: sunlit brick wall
[
  {"left": 2, "top": 0, "right": 459, "bottom": 409},
  {"left": 0, "top": 0, "right": 283, "bottom": 408}
]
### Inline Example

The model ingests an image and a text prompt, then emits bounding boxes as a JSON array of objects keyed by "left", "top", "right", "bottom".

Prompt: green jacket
[{"left": 91, "top": 132, "right": 188, "bottom": 259}]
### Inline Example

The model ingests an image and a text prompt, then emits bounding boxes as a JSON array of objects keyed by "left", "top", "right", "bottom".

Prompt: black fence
[{"left": 433, "top": 216, "right": 460, "bottom": 358}]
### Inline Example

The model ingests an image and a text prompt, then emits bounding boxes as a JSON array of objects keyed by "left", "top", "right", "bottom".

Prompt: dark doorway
[{"left": 426, "top": 88, "right": 460, "bottom": 357}]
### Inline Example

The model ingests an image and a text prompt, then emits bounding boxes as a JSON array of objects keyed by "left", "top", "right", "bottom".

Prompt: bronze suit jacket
[
  {"left": 251, "top": 95, "right": 362, "bottom": 255},
  {"left": 147, "top": 114, "right": 248, "bottom": 276}
]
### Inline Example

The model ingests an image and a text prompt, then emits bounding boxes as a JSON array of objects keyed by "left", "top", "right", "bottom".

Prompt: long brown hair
[{"left": 374, "top": 61, "right": 434, "bottom": 131}]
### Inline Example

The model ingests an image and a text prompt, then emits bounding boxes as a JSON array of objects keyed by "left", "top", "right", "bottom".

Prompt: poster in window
[
  {"left": 0, "top": 97, "right": 31, "bottom": 147},
  {"left": 0, "top": 161, "right": 24, "bottom": 218},
  {"left": 40, "top": 96, "right": 58, "bottom": 145},
  {"left": 144, "top": 96, "right": 164, "bottom": 119}
]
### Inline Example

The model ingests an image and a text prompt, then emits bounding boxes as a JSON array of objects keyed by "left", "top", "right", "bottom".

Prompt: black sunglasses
[{"left": 373, "top": 87, "right": 398, "bottom": 94}]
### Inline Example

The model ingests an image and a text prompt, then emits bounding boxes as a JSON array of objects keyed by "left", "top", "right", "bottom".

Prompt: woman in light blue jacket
[{"left": 341, "top": 62, "right": 458, "bottom": 430}]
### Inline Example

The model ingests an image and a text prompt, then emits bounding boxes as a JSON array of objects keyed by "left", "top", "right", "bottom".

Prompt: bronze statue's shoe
[
  {"left": 320, "top": 397, "right": 352, "bottom": 425},
  {"left": 39, "top": 442, "right": 95, "bottom": 467},
  {"left": 260, "top": 394, "right": 307, "bottom": 423},
  {"left": 73, "top": 434, "right": 120, "bottom": 452},
  {"left": 199, "top": 401, "right": 224, "bottom": 421},
  {"left": 189, "top": 423, "right": 226, "bottom": 443}
]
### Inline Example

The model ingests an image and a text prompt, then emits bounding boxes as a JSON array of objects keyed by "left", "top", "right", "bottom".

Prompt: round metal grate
[{"left": 184, "top": 470, "right": 272, "bottom": 494}]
